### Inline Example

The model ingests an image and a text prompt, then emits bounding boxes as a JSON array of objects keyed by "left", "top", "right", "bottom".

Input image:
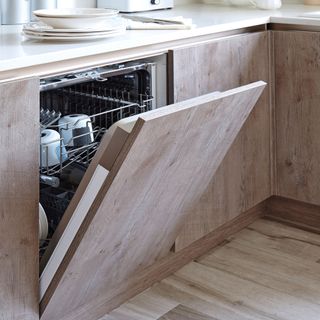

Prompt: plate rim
[
  {"left": 24, "top": 22, "right": 124, "bottom": 33},
  {"left": 23, "top": 28, "right": 125, "bottom": 41},
  {"left": 33, "top": 8, "right": 119, "bottom": 19},
  {"left": 23, "top": 27, "right": 125, "bottom": 38}
]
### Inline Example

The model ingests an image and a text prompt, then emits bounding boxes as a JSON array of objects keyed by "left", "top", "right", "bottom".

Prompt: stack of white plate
[{"left": 23, "top": 8, "right": 126, "bottom": 41}]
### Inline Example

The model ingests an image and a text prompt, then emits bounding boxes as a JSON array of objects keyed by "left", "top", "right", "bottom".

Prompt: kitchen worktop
[{"left": 1, "top": 4, "right": 320, "bottom": 78}]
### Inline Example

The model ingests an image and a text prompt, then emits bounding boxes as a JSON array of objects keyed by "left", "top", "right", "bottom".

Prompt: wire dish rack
[
  {"left": 38, "top": 60, "right": 158, "bottom": 257},
  {"left": 40, "top": 82, "right": 154, "bottom": 177},
  {"left": 39, "top": 82, "right": 154, "bottom": 257}
]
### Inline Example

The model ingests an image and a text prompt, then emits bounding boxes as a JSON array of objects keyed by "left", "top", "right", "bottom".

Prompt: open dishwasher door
[{"left": 40, "top": 81, "right": 266, "bottom": 320}]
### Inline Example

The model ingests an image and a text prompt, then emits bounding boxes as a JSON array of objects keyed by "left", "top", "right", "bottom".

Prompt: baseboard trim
[
  {"left": 266, "top": 196, "right": 320, "bottom": 234},
  {"left": 70, "top": 199, "right": 268, "bottom": 320}
]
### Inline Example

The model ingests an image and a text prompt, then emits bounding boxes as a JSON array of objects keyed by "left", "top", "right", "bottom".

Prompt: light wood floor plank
[
  {"left": 174, "top": 261, "right": 320, "bottom": 320},
  {"left": 100, "top": 288, "right": 179, "bottom": 320},
  {"left": 154, "top": 281, "right": 276, "bottom": 320},
  {"left": 159, "top": 305, "right": 217, "bottom": 320},
  {"left": 233, "top": 219, "right": 320, "bottom": 263},
  {"left": 197, "top": 239, "right": 320, "bottom": 304},
  {"left": 105, "top": 219, "right": 320, "bottom": 320}
]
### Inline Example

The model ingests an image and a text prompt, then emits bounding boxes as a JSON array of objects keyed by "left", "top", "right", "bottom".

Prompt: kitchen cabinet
[
  {"left": 274, "top": 30, "right": 320, "bottom": 205},
  {"left": 0, "top": 78, "right": 39, "bottom": 320},
  {"left": 169, "top": 31, "right": 272, "bottom": 250}
]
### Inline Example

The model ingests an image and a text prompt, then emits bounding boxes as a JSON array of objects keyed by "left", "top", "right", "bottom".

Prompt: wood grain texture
[
  {"left": 171, "top": 31, "right": 271, "bottom": 251},
  {"left": 0, "top": 78, "right": 39, "bottom": 320},
  {"left": 274, "top": 30, "right": 320, "bottom": 204},
  {"left": 231, "top": 219, "right": 320, "bottom": 265},
  {"left": 266, "top": 196, "right": 320, "bottom": 234},
  {"left": 105, "top": 219, "right": 320, "bottom": 320},
  {"left": 159, "top": 305, "right": 216, "bottom": 320},
  {"left": 100, "top": 286, "right": 179, "bottom": 320},
  {"left": 40, "top": 82, "right": 265, "bottom": 320}
]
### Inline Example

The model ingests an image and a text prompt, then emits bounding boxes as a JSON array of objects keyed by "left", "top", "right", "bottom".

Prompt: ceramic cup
[
  {"left": 40, "top": 129, "right": 68, "bottom": 168},
  {"left": 58, "top": 114, "right": 94, "bottom": 147}
]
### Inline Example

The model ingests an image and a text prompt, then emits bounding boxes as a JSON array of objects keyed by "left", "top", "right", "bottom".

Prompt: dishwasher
[
  {"left": 36, "top": 52, "right": 266, "bottom": 316},
  {"left": 38, "top": 54, "right": 167, "bottom": 261}
]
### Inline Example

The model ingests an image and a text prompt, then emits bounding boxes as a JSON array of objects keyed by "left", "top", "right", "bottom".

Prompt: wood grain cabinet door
[
  {"left": 40, "top": 81, "right": 266, "bottom": 320},
  {"left": 274, "top": 30, "right": 320, "bottom": 205},
  {"left": 169, "top": 31, "right": 272, "bottom": 250},
  {"left": 0, "top": 78, "right": 39, "bottom": 320}
]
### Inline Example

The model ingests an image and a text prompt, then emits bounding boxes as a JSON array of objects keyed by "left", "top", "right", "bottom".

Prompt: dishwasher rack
[
  {"left": 40, "top": 83, "right": 154, "bottom": 177},
  {"left": 38, "top": 57, "right": 165, "bottom": 256},
  {"left": 39, "top": 83, "right": 154, "bottom": 256}
]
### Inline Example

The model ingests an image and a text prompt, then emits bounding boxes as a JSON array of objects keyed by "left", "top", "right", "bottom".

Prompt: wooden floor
[{"left": 102, "top": 219, "right": 320, "bottom": 320}]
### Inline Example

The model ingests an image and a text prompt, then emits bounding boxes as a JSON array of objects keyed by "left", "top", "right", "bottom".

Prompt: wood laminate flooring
[{"left": 102, "top": 219, "right": 320, "bottom": 320}]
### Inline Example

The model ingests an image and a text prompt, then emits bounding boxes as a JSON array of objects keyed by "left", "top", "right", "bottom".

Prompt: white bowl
[
  {"left": 33, "top": 8, "right": 119, "bottom": 18},
  {"left": 33, "top": 8, "right": 119, "bottom": 29},
  {"left": 36, "top": 16, "right": 116, "bottom": 29}
]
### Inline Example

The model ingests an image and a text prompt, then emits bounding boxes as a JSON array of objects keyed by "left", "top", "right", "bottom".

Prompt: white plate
[
  {"left": 33, "top": 8, "right": 119, "bottom": 18},
  {"left": 24, "top": 21, "right": 124, "bottom": 34},
  {"left": 33, "top": 8, "right": 119, "bottom": 29},
  {"left": 24, "top": 26, "right": 125, "bottom": 38},
  {"left": 24, "top": 28, "right": 123, "bottom": 37},
  {"left": 23, "top": 28, "right": 125, "bottom": 41}
]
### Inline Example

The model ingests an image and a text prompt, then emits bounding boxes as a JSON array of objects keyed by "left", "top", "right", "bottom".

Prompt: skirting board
[
  {"left": 59, "top": 199, "right": 268, "bottom": 320},
  {"left": 266, "top": 196, "right": 320, "bottom": 234}
]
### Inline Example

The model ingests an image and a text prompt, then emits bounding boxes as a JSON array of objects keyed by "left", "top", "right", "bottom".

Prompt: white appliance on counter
[{"left": 97, "top": 0, "right": 174, "bottom": 12}]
